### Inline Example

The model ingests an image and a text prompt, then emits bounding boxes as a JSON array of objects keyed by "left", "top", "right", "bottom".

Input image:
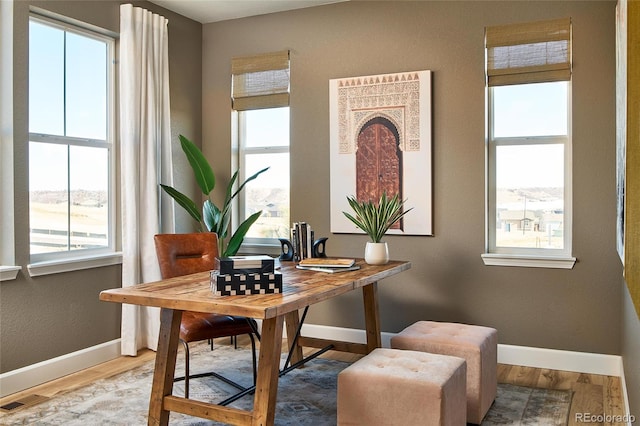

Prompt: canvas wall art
[{"left": 329, "top": 70, "right": 433, "bottom": 236}]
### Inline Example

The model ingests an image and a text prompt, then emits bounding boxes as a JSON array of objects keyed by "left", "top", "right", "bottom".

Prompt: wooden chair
[{"left": 154, "top": 232, "right": 259, "bottom": 398}]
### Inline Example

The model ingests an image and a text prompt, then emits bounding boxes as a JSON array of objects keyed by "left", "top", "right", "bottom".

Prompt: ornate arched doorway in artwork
[{"left": 356, "top": 116, "right": 404, "bottom": 230}]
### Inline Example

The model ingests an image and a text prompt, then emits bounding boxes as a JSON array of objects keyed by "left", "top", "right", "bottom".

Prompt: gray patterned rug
[{"left": 0, "top": 342, "right": 572, "bottom": 425}]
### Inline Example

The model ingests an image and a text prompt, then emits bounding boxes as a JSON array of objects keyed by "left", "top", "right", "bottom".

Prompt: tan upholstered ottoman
[
  {"left": 391, "top": 321, "right": 497, "bottom": 424},
  {"left": 337, "top": 348, "right": 467, "bottom": 426}
]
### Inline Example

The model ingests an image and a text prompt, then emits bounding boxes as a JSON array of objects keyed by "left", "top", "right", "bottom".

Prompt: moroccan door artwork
[{"left": 356, "top": 117, "right": 403, "bottom": 229}]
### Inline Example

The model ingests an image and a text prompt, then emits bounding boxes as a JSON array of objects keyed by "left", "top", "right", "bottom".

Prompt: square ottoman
[
  {"left": 337, "top": 348, "right": 467, "bottom": 426},
  {"left": 391, "top": 321, "right": 497, "bottom": 424}
]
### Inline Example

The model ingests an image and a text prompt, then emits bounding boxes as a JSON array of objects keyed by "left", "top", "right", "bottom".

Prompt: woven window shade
[
  {"left": 486, "top": 18, "right": 571, "bottom": 86},
  {"left": 231, "top": 50, "right": 290, "bottom": 111}
]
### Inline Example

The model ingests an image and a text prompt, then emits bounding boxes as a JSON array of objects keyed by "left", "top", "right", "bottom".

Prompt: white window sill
[
  {"left": 27, "top": 252, "right": 123, "bottom": 277},
  {"left": 481, "top": 253, "right": 576, "bottom": 269},
  {"left": 0, "top": 265, "right": 22, "bottom": 281}
]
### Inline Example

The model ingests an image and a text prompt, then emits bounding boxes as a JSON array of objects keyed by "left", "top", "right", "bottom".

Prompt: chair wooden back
[{"left": 154, "top": 233, "right": 219, "bottom": 279}]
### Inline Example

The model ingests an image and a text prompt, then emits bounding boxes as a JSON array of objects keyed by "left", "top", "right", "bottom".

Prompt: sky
[
  {"left": 29, "top": 20, "right": 109, "bottom": 192},
  {"left": 242, "top": 107, "right": 290, "bottom": 190},
  {"left": 493, "top": 82, "right": 568, "bottom": 189}
]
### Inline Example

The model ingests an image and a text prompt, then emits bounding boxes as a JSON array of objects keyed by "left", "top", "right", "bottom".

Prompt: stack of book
[
  {"left": 291, "top": 222, "right": 314, "bottom": 261},
  {"left": 295, "top": 258, "right": 360, "bottom": 273},
  {"left": 210, "top": 255, "right": 282, "bottom": 296}
]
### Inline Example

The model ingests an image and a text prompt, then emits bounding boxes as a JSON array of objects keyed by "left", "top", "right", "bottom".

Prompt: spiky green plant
[
  {"left": 343, "top": 192, "right": 413, "bottom": 243},
  {"left": 160, "top": 135, "right": 268, "bottom": 256}
]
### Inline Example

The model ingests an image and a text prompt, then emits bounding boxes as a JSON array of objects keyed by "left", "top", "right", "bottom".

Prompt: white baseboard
[
  {"left": 0, "top": 339, "right": 121, "bottom": 398},
  {"left": 300, "top": 324, "right": 624, "bottom": 376},
  {"left": 496, "top": 343, "right": 622, "bottom": 376}
]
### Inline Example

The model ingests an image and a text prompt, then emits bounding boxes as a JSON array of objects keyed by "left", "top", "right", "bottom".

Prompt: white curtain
[{"left": 119, "top": 4, "right": 174, "bottom": 356}]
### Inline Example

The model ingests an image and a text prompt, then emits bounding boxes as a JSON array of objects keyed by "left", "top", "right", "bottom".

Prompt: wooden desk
[{"left": 100, "top": 259, "right": 411, "bottom": 426}]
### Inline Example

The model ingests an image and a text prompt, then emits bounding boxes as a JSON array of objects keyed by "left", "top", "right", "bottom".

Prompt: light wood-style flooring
[
  {"left": 0, "top": 337, "right": 627, "bottom": 425},
  {"left": 497, "top": 363, "right": 626, "bottom": 426}
]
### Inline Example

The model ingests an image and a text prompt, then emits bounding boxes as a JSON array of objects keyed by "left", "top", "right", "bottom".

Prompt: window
[
  {"left": 483, "top": 18, "right": 575, "bottom": 268},
  {"left": 238, "top": 107, "right": 290, "bottom": 241},
  {"left": 28, "top": 16, "right": 115, "bottom": 263},
  {"left": 488, "top": 83, "right": 571, "bottom": 253},
  {"left": 231, "top": 50, "right": 290, "bottom": 249}
]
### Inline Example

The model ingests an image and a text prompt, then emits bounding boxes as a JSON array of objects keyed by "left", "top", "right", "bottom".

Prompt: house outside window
[
  {"left": 28, "top": 15, "right": 116, "bottom": 264},
  {"left": 231, "top": 50, "right": 291, "bottom": 250},
  {"left": 482, "top": 18, "right": 576, "bottom": 269}
]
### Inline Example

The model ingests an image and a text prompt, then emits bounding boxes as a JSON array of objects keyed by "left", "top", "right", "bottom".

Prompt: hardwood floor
[
  {"left": 497, "top": 364, "right": 626, "bottom": 426},
  {"left": 0, "top": 337, "right": 627, "bottom": 425}
]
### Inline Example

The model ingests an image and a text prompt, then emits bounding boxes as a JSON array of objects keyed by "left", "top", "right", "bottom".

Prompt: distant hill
[{"left": 30, "top": 190, "right": 107, "bottom": 207}]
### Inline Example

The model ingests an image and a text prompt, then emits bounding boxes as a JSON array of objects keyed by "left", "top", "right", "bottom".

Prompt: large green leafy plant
[
  {"left": 160, "top": 135, "right": 268, "bottom": 256},
  {"left": 343, "top": 192, "right": 413, "bottom": 243}
]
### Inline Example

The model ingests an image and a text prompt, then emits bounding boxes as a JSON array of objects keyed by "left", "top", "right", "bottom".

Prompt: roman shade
[
  {"left": 231, "top": 49, "right": 290, "bottom": 111},
  {"left": 485, "top": 18, "right": 572, "bottom": 86}
]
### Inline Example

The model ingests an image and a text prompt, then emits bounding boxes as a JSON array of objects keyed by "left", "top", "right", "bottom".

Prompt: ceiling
[{"left": 149, "top": 0, "right": 347, "bottom": 24}]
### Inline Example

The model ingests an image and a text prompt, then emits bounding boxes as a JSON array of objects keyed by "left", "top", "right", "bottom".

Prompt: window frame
[
  {"left": 234, "top": 108, "right": 290, "bottom": 254},
  {"left": 26, "top": 14, "right": 119, "bottom": 272},
  {"left": 482, "top": 82, "right": 576, "bottom": 269},
  {"left": 0, "top": 0, "right": 19, "bottom": 281}
]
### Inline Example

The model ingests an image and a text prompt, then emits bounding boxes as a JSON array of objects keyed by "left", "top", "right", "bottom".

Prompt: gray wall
[
  {"left": 203, "top": 0, "right": 622, "bottom": 354},
  {"left": 1, "top": 0, "right": 201, "bottom": 373}
]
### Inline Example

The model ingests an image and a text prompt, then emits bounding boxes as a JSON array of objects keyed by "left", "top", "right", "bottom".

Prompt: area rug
[{"left": 1, "top": 342, "right": 572, "bottom": 425}]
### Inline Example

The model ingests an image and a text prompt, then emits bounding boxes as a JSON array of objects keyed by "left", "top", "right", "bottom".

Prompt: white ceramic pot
[{"left": 364, "top": 242, "right": 389, "bottom": 265}]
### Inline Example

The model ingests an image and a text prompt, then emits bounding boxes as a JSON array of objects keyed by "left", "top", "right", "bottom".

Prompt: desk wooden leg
[
  {"left": 362, "top": 282, "right": 381, "bottom": 353},
  {"left": 284, "top": 310, "right": 304, "bottom": 365},
  {"left": 148, "top": 308, "right": 182, "bottom": 426},
  {"left": 252, "top": 315, "right": 284, "bottom": 426}
]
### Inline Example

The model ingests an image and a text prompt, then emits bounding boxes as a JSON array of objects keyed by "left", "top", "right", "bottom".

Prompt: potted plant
[
  {"left": 160, "top": 135, "right": 268, "bottom": 257},
  {"left": 343, "top": 192, "right": 413, "bottom": 265}
]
